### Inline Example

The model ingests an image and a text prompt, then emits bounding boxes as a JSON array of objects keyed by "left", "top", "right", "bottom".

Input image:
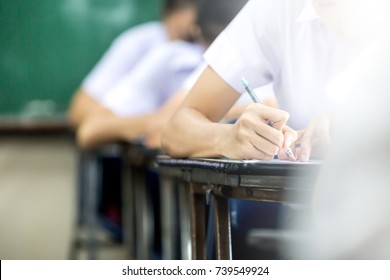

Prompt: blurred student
[
  {"left": 68, "top": 0, "right": 199, "bottom": 128},
  {"left": 286, "top": 0, "right": 390, "bottom": 259},
  {"left": 67, "top": 0, "right": 199, "bottom": 244},
  {"left": 162, "top": 0, "right": 367, "bottom": 162},
  {"left": 75, "top": 39, "right": 204, "bottom": 149},
  {"left": 74, "top": 0, "right": 253, "bottom": 150}
]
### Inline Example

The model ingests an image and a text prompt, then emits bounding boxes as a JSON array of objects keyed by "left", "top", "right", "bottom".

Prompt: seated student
[
  {"left": 286, "top": 1, "right": 390, "bottom": 259},
  {"left": 67, "top": 0, "right": 199, "bottom": 245},
  {"left": 68, "top": 0, "right": 199, "bottom": 128},
  {"left": 158, "top": 0, "right": 368, "bottom": 260},
  {"left": 71, "top": 0, "right": 254, "bottom": 255},
  {"left": 75, "top": 39, "right": 204, "bottom": 149},
  {"left": 162, "top": 0, "right": 366, "bottom": 162},
  {"left": 74, "top": 0, "right": 252, "bottom": 150},
  {"left": 144, "top": 72, "right": 276, "bottom": 148}
]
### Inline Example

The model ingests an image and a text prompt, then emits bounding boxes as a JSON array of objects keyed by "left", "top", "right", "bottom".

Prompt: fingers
[
  {"left": 294, "top": 118, "right": 331, "bottom": 162},
  {"left": 282, "top": 126, "right": 298, "bottom": 149},
  {"left": 250, "top": 129, "right": 281, "bottom": 157},
  {"left": 280, "top": 126, "right": 298, "bottom": 161},
  {"left": 253, "top": 122, "right": 284, "bottom": 148},
  {"left": 297, "top": 132, "right": 312, "bottom": 162},
  {"left": 241, "top": 140, "right": 275, "bottom": 160},
  {"left": 246, "top": 103, "right": 290, "bottom": 131},
  {"left": 235, "top": 122, "right": 282, "bottom": 159},
  {"left": 235, "top": 105, "right": 331, "bottom": 162},
  {"left": 275, "top": 127, "right": 298, "bottom": 161},
  {"left": 277, "top": 149, "right": 290, "bottom": 161},
  {"left": 234, "top": 104, "right": 291, "bottom": 160}
]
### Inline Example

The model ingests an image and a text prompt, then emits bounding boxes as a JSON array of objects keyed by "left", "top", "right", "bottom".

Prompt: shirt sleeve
[
  {"left": 82, "top": 23, "right": 165, "bottom": 102},
  {"left": 204, "top": 0, "right": 278, "bottom": 93},
  {"left": 101, "top": 42, "right": 203, "bottom": 116}
]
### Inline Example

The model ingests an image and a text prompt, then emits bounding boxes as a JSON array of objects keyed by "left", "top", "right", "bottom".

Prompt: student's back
[
  {"left": 100, "top": 40, "right": 204, "bottom": 117},
  {"left": 82, "top": 21, "right": 168, "bottom": 103}
]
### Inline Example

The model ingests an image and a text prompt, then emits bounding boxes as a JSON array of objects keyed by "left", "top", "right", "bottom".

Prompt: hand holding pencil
[{"left": 240, "top": 78, "right": 297, "bottom": 161}]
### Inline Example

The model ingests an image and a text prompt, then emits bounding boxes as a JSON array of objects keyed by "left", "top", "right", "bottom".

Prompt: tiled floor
[{"left": 0, "top": 136, "right": 126, "bottom": 260}]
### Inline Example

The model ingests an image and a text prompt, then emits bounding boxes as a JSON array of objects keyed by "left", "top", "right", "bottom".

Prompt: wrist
[{"left": 214, "top": 123, "right": 233, "bottom": 158}]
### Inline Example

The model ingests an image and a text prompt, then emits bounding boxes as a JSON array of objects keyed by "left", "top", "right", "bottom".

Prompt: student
[
  {"left": 74, "top": 0, "right": 252, "bottom": 150},
  {"left": 68, "top": 0, "right": 199, "bottom": 128},
  {"left": 144, "top": 72, "right": 276, "bottom": 148},
  {"left": 73, "top": 0, "right": 253, "bottom": 254},
  {"left": 162, "top": 0, "right": 365, "bottom": 162},
  {"left": 67, "top": 0, "right": 199, "bottom": 245},
  {"left": 75, "top": 40, "right": 204, "bottom": 149},
  {"left": 285, "top": 1, "right": 390, "bottom": 259},
  {"left": 299, "top": 40, "right": 390, "bottom": 259}
]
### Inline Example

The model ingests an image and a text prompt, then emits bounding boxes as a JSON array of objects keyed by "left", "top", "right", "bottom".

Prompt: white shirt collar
[{"left": 297, "top": 0, "right": 319, "bottom": 23}]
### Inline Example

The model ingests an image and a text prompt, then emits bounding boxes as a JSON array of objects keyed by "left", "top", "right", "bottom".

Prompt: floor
[{"left": 0, "top": 136, "right": 126, "bottom": 260}]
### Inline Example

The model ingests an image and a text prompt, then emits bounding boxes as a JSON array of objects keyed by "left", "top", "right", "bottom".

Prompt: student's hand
[
  {"left": 290, "top": 117, "right": 332, "bottom": 162},
  {"left": 218, "top": 104, "right": 294, "bottom": 160},
  {"left": 277, "top": 125, "right": 299, "bottom": 161}
]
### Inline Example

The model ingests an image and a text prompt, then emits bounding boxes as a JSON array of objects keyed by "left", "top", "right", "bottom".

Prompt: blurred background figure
[
  {"left": 66, "top": 0, "right": 201, "bottom": 248},
  {"left": 68, "top": 0, "right": 199, "bottom": 130},
  {"left": 284, "top": 0, "right": 390, "bottom": 259},
  {"left": 71, "top": 0, "right": 269, "bottom": 150},
  {"left": 0, "top": 0, "right": 197, "bottom": 259},
  {"left": 73, "top": 39, "right": 204, "bottom": 149}
]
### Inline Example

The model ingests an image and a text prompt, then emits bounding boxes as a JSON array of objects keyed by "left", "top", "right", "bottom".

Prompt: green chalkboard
[{"left": 0, "top": 0, "right": 162, "bottom": 117}]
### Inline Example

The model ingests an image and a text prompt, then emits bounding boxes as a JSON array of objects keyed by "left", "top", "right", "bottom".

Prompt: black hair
[
  {"left": 197, "top": 0, "right": 248, "bottom": 44},
  {"left": 163, "top": 0, "right": 199, "bottom": 16}
]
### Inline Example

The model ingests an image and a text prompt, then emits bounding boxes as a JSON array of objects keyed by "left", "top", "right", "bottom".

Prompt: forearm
[
  {"left": 68, "top": 89, "right": 99, "bottom": 129},
  {"left": 77, "top": 114, "right": 154, "bottom": 150},
  {"left": 162, "top": 107, "right": 231, "bottom": 158},
  {"left": 224, "top": 104, "right": 247, "bottom": 121},
  {"left": 158, "top": 90, "right": 188, "bottom": 117}
]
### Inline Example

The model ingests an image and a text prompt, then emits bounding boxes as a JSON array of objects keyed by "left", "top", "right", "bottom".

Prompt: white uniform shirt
[
  {"left": 184, "top": 62, "right": 275, "bottom": 107},
  {"left": 287, "top": 36, "right": 390, "bottom": 259},
  {"left": 204, "top": 0, "right": 361, "bottom": 129},
  {"left": 82, "top": 22, "right": 167, "bottom": 102},
  {"left": 101, "top": 41, "right": 204, "bottom": 116}
]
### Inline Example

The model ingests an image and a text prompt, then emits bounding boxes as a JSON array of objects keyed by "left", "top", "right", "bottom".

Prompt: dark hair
[
  {"left": 163, "top": 0, "right": 199, "bottom": 16},
  {"left": 197, "top": 0, "right": 248, "bottom": 44}
]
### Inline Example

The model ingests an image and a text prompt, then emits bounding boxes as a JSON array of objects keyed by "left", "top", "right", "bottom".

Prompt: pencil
[{"left": 240, "top": 77, "right": 296, "bottom": 161}]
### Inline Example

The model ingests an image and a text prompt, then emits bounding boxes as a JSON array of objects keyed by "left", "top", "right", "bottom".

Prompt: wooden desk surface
[{"left": 0, "top": 117, "right": 71, "bottom": 135}]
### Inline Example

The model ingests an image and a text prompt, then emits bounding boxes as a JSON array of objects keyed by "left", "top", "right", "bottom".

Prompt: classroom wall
[{"left": 0, "top": 0, "right": 162, "bottom": 117}]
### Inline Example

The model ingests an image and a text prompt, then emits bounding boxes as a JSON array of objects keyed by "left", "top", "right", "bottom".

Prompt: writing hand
[
  {"left": 218, "top": 103, "right": 291, "bottom": 160},
  {"left": 295, "top": 117, "right": 332, "bottom": 162}
]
